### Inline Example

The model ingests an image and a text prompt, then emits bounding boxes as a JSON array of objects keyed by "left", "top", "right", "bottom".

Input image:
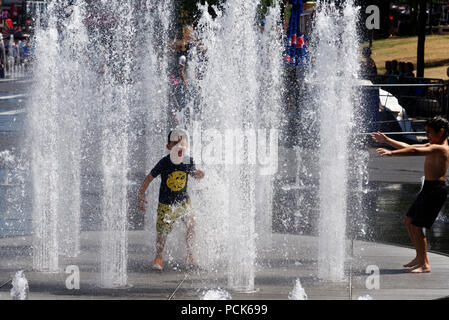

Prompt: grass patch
[{"left": 362, "top": 35, "right": 449, "bottom": 79}]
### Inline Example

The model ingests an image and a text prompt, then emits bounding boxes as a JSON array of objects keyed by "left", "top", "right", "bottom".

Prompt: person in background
[
  {"left": 391, "top": 60, "right": 399, "bottom": 75},
  {"left": 384, "top": 60, "right": 392, "bottom": 75},
  {"left": 386, "top": 60, "right": 400, "bottom": 85},
  {"left": 360, "top": 47, "right": 377, "bottom": 80},
  {"left": 22, "top": 42, "right": 32, "bottom": 71},
  {"left": 18, "top": 40, "right": 25, "bottom": 64},
  {"left": 398, "top": 62, "right": 406, "bottom": 77},
  {"left": 405, "top": 62, "right": 415, "bottom": 78}
]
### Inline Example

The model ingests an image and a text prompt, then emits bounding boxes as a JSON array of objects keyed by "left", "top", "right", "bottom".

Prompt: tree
[
  {"left": 395, "top": 0, "right": 436, "bottom": 77},
  {"left": 416, "top": 0, "right": 426, "bottom": 77}
]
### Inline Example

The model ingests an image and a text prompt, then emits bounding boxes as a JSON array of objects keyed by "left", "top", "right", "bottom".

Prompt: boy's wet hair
[
  {"left": 426, "top": 116, "right": 449, "bottom": 139},
  {"left": 167, "top": 129, "right": 189, "bottom": 144}
]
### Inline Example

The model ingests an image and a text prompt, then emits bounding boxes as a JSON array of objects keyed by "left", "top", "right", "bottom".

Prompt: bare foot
[
  {"left": 403, "top": 258, "right": 420, "bottom": 268},
  {"left": 404, "top": 264, "right": 431, "bottom": 273}
]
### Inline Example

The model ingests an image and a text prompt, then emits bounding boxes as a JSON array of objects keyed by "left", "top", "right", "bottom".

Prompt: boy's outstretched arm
[
  {"left": 371, "top": 131, "right": 430, "bottom": 149},
  {"left": 377, "top": 144, "right": 443, "bottom": 157},
  {"left": 138, "top": 173, "right": 154, "bottom": 211},
  {"left": 371, "top": 131, "right": 410, "bottom": 149}
]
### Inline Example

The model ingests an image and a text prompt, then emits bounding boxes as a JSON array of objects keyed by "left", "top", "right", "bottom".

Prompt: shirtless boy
[{"left": 372, "top": 116, "right": 449, "bottom": 273}]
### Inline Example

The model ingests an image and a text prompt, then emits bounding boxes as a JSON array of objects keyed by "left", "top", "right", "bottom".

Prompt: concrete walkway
[
  {"left": 1, "top": 232, "right": 448, "bottom": 300},
  {"left": 1, "top": 77, "right": 448, "bottom": 300}
]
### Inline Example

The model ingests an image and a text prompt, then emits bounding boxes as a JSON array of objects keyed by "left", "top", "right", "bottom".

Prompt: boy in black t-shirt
[{"left": 138, "top": 129, "right": 205, "bottom": 271}]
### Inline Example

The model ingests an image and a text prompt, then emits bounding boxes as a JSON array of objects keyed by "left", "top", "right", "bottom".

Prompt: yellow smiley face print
[{"left": 166, "top": 171, "right": 187, "bottom": 192}]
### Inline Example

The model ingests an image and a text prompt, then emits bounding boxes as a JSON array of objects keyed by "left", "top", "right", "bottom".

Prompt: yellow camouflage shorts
[{"left": 156, "top": 199, "right": 193, "bottom": 235}]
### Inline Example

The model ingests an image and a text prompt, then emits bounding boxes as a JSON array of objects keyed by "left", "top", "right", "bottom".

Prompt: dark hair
[
  {"left": 362, "top": 47, "right": 371, "bottom": 58},
  {"left": 426, "top": 116, "right": 449, "bottom": 139},
  {"left": 167, "top": 130, "right": 187, "bottom": 144}
]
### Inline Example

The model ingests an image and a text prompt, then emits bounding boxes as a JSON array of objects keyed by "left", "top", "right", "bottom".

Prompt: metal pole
[
  {"left": 357, "top": 131, "right": 426, "bottom": 136},
  {"left": 0, "top": 279, "right": 11, "bottom": 289},
  {"left": 349, "top": 238, "right": 354, "bottom": 300},
  {"left": 417, "top": 0, "right": 427, "bottom": 78},
  {"left": 167, "top": 273, "right": 189, "bottom": 300},
  {"left": 443, "top": 82, "right": 449, "bottom": 119}
]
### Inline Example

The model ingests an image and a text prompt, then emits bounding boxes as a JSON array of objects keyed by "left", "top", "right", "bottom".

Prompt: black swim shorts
[{"left": 406, "top": 180, "right": 448, "bottom": 229}]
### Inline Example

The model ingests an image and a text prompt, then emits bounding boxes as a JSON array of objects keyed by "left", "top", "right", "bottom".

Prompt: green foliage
[
  {"left": 180, "top": 0, "right": 223, "bottom": 26},
  {"left": 179, "top": 0, "right": 284, "bottom": 26}
]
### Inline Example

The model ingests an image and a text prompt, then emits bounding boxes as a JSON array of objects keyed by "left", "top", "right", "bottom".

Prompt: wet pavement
[
  {"left": 1, "top": 232, "right": 449, "bottom": 300},
  {"left": 1, "top": 76, "right": 449, "bottom": 300}
]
